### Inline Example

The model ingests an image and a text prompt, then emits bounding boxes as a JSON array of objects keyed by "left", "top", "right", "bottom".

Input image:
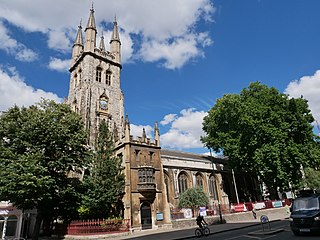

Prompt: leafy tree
[
  {"left": 202, "top": 82, "right": 317, "bottom": 199},
  {"left": 79, "top": 120, "right": 125, "bottom": 219},
  {"left": 178, "top": 187, "right": 209, "bottom": 215},
  {"left": 0, "top": 100, "right": 89, "bottom": 240},
  {"left": 302, "top": 167, "right": 320, "bottom": 190}
]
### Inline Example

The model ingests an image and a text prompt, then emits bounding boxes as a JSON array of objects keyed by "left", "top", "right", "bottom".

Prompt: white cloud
[
  {"left": 0, "top": 21, "right": 38, "bottom": 62},
  {"left": 130, "top": 124, "right": 153, "bottom": 139},
  {"left": 160, "top": 114, "right": 177, "bottom": 125},
  {"left": 0, "top": 0, "right": 215, "bottom": 69},
  {"left": 0, "top": 67, "right": 63, "bottom": 112},
  {"left": 284, "top": 70, "right": 320, "bottom": 125},
  {"left": 48, "top": 57, "right": 71, "bottom": 72},
  {"left": 160, "top": 108, "right": 207, "bottom": 149},
  {"left": 48, "top": 29, "right": 72, "bottom": 52},
  {"left": 139, "top": 33, "right": 211, "bottom": 69}
]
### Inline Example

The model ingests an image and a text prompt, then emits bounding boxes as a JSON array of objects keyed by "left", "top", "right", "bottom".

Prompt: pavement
[{"left": 63, "top": 207, "right": 291, "bottom": 240}]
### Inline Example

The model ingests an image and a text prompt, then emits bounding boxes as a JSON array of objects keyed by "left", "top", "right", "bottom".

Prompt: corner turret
[
  {"left": 124, "top": 114, "right": 130, "bottom": 142},
  {"left": 154, "top": 122, "right": 160, "bottom": 147},
  {"left": 99, "top": 33, "right": 106, "bottom": 52},
  {"left": 110, "top": 16, "right": 121, "bottom": 63},
  {"left": 84, "top": 7, "right": 97, "bottom": 52},
  {"left": 71, "top": 23, "right": 83, "bottom": 65}
]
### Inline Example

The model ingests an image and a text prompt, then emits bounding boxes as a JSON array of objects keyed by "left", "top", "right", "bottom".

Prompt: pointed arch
[
  {"left": 209, "top": 174, "right": 218, "bottom": 200},
  {"left": 195, "top": 172, "right": 204, "bottom": 189},
  {"left": 178, "top": 171, "right": 190, "bottom": 193}
]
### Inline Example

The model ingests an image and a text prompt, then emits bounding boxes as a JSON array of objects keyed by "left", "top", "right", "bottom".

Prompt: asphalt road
[
  {"left": 187, "top": 220, "right": 320, "bottom": 240},
  {"left": 129, "top": 220, "right": 320, "bottom": 240}
]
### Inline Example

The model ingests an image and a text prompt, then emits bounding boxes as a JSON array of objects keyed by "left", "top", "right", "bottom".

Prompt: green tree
[
  {"left": 302, "top": 167, "right": 320, "bottom": 190},
  {"left": 202, "top": 82, "right": 316, "bottom": 199},
  {"left": 178, "top": 187, "right": 209, "bottom": 215},
  {"left": 80, "top": 120, "right": 125, "bottom": 219},
  {"left": 0, "top": 100, "right": 89, "bottom": 240}
]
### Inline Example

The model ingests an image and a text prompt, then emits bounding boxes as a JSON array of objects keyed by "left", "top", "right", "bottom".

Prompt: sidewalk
[{"left": 63, "top": 207, "right": 290, "bottom": 240}]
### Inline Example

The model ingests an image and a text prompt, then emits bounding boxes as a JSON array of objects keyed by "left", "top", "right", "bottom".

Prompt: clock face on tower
[{"left": 99, "top": 99, "right": 108, "bottom": 111}]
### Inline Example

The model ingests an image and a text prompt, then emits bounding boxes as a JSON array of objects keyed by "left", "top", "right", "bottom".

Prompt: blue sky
[{"left": 1, "top": 0, "right": 320, "bottom": 154}]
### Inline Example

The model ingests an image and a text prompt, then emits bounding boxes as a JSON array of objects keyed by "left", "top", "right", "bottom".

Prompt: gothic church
[{"left": 67, "top": 8, "right": 258, "bottom": 231}]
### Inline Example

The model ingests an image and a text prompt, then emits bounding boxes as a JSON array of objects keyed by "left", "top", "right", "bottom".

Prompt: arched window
[
  {"left": 164, "top": 174, "right": 170, "bottom": 203},
  {"left": 209, "top": 175, "right": 218, "bottom": 200},
  {"left": 96, "top": 67, "right": 102, "bottom": 82},
  {"left": 178, "top": 172, "right": 189, "bottom": 193},
  {"left": 106, "top": 70, "right": 112, "bottom": 85},
  {"left": 196, "top": 173, "right": 203, "bottom": 188}
]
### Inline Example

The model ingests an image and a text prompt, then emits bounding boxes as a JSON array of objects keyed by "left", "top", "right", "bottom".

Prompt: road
[
  {"left": 187, "top": 220, "right": 319, "bottom": 240},
  {"left": 128, "top": 220, "right": 320, "bottom": 240}
]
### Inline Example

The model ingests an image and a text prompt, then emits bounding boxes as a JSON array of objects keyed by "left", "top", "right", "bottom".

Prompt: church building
[{"left": 67, "top": 8, "right": 260, "bottom": 231}]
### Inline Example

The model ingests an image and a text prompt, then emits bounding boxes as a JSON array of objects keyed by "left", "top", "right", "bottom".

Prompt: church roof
[{"left": 161, "top": 149, "right": 227, "bottom": 164}]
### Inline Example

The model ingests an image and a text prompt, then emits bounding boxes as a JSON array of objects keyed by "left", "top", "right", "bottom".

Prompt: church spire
[
  {"left": 84, "top": 6, "right": 97, "bottom": 52},
  {"left": 99, "top": 32, "right": 106, "bottom": 52},
  {"left": 71, "top": 21, "right": 83, "bottom": 65},
  {"left": 154, "top": 122, "right": 160, "bottom": 147},
  {"left": 110, "top": 16, "right": 121, "bottom": 63}
]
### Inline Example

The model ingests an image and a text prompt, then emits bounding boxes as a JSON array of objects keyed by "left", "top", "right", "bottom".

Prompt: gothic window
[
  {"left": 209, "top": 175, "right": 218, "bottom": 200},
  {"left": 138, "top": 168, "right": 154, "bottom": 183},
  {"left": 150, "top": 152, "right": 154, "bottom": 162},
  {"left": 196, "top": 173, "right": 203, "bottom": 188},
  {"left": 96, "top": 67, "right": 102, "bottom": 82},
  {"left": 164, "top": 173, "right": 170, "bottom": 203},
  {"left": 178, "top": 172, "right": 189, "bottom": 193},
  {"left": 106, "top": 70, "right": 112, "bottom": 85}
]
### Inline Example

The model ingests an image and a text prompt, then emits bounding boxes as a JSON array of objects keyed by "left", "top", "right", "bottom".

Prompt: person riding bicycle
[{"left": 196, "top": 213, "right": 207, "bottom": 229}]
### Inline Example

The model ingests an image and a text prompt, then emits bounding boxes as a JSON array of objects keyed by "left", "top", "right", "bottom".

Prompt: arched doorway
[{"left": 140, "top": 202, "right": 152, "bottom": 230}]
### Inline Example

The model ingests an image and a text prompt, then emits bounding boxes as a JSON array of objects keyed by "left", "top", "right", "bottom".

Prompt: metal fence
[{"left": 67, "top": 219, "right": 130, "bottom": 235}]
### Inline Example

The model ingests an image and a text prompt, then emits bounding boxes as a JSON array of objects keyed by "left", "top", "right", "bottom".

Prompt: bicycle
[{"left": 195, "top": 224, "right": 210, "bottom": 237}]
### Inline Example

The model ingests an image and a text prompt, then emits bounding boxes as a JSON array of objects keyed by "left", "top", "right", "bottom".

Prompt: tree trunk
[{"left": 32, "top": 211, "right": 43, "bottom": 240}]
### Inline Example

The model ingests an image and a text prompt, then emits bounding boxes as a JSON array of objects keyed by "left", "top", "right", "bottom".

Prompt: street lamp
[{"left": 232, "top": 169, "right": 240, "bottom": 204}]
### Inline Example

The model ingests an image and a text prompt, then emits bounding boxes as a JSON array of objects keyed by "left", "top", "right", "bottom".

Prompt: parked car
[{"left": 289, "top": 193, "right": 320, "bottom": 235}]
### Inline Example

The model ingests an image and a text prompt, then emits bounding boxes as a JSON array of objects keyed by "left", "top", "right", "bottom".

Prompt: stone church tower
[
  {"left": 68, "top": 7, "right": 124, "bottom": 145},
  {"left": 67, "top": 8, "right": 172, "bottom": 231}
]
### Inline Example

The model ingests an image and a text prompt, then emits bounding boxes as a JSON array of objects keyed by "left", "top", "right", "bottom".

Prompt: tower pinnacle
[
  {"left": 84, "top": 7, "right": 97, "bottom": 52},
  {"left": 110, "top": 16, "right": 121, "bottom": 63}
]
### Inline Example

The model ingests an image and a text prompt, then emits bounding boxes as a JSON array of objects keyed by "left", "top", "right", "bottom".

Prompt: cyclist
[{"left": 196, "top": 213, "right": 207, "bottom": 229}]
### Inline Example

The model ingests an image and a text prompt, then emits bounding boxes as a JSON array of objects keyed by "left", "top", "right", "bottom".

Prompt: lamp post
[{"left": 232, "top": 169, "right": 240, "bottom": 204}]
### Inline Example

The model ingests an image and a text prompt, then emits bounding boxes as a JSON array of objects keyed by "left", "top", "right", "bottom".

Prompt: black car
[{"left": 289, "top": 194, "right": 320, "bottom": 235}]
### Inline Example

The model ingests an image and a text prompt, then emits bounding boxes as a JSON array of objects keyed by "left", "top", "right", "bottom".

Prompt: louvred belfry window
[{"left": 96, "top": 67, "right": 102, "bottom": 82}]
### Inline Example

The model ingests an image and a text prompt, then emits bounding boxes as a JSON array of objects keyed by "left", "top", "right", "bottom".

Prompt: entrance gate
[{"left": 140, "top": 202, "right": 152, "bottom": 230}]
